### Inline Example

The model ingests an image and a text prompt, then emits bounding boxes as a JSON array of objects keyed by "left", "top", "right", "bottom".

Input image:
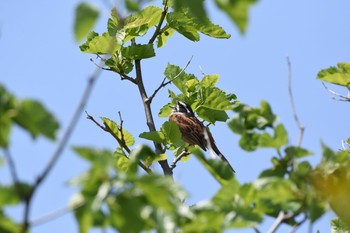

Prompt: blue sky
[{"left": 1, "top": 0, "right": 350, "bottom": 232}]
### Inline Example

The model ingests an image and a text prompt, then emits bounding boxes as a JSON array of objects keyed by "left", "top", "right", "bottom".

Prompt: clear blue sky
[{"left": 1, "top": 0, "right": 350, "bottom": 232}]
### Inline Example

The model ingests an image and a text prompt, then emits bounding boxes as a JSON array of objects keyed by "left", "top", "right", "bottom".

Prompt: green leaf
[
  {"left": 173, "top": 0, "right": 207, "bottom": 23},
  {"left": 258, "top": 124, "right": 288, "bottom": 149},
  {"left": 199, "top": 87, "right": 235, "bottom": 111},
  {"left": 100, "top": 117, "right": 135, "bottom": 147},
  {"left": 317, "top": 63, "right": 350, "bottom": 88},
  {"left": 122, "top": 44, "right": 155, "bottom": 60},
  {"left": 158, "top": 103, "right": 173, "bottom": 117},
  {"left": 125, "top": 0, "right": 140, "bottom": 11},
  {"left": 0, "top": 184, "right": 31, "bottom": 206},
  {"left": 157, "top": 27, "right": 175, "bottom": 48},
  {"left": 74, "top": 3, "right": 99, "bottom": 42},
  {"left": 215, "top": 0, "right": 257, "bottom": 34},
  {"left": 196, "top": 107, "right": 228, "bottom": 124},
  {"left": 13, "top": 99, "right": 59, "bottom": 140},
  {"left": 167, "top": 10, "right": 230, "bottom": 41},
  {"left": 0, "top": 210, "right": 21, "bottom": 233},
  {"left": 105, "top": 53, "right": 134, "bottom": 74},
  {"left": 80, "top": 32, "right": 121, "bottom": 54},
  {"left": 201, "top": 74, "right": 219, "bottom": 88},
  {"left": 139, "top": 131, "right": 165, "bottom": 144},
  {"left": 164, "top": 64, "right": 197, "bottom": 93},
  {"left": 191, "top": 148, "right": 234, "bottom": 185},
  {"left": 161, "top": 120, "right": 182, "bottom": 146},
  {"left": 73, "top": 147, "right": 115, "bottom": 168},
  {"left": 0, "top": 116, "right": 11, "bottom": 147},
  {"left": 284, "top": 146, "right": 313, "bottom": 159},
  {"left": 107, "top": 8, "right": 119, "bottom": 36},
  {"left": 331, "top": 218, "right": 350, "bottom": 233},
  {"left": 73, "top": 197, "right": 93, "bottom": 233},
  {"left": 123, "top": 6, "right": 163, "bottom": 41}
]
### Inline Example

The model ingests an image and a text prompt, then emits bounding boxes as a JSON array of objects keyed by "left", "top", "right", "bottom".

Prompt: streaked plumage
[{"left": 170, "top": 101, "right": 235, "bottom": 173}]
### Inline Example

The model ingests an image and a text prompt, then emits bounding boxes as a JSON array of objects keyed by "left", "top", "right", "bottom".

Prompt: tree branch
[
  {"left": 148, "top": 0, "right": 169, "bottom": 44},
  {"left": 170, "top": 149, "right": 190, "bottom": 170},
  {"left": 85, "top": 112, "right": 152, "bottom": 174},
  {"left": 19, "top": 64, "right": 103, "bottom": 233},
  {"left": 286, "top": 56, "right": 305, "bottom": 147},
  {"left": 134, "top": 55, "right": 172, "bottom": 175},
  {"left": 30, "top": 199, "right": 85, "bottom": 226},
  {"left": 321, "top": 82, "right": 350, "bottom": 101},
  {"left": 146, "top": 56, "right": 193, "bottom": 104}
]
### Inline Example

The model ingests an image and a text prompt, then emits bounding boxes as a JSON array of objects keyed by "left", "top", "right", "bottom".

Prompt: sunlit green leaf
[
  {"left": 173, "top": 0, "right": 207, "bottom": 23},
  {"left": 317, "top": 63, "right": 350, "bottom": 88},
  {"left": 164, "top": 64, "right": 197, "bottom": 93},
  {"left": 123, "top": 6, "right": 163, "bottom": 41},
  {"left": 80, "top": 32, "right": 121, "bottom": 54},
  {"left": 107, "top": 8, "right": 119, "bottom": 36},
  {"left": 73, "top": 147, "right": 115, "bottom": 168},
  {"left": 196, "top": 107, "right": 228, "bottom": 124},
  {"left": 13, "top": 99, "right": 59, "bottom": 140},
  {"left": 100, "top": 117, "right": 135, "bottom": 147},
  {"left": 157, "top": 27, "right": 175, "bottom": 48},
  {"left": 74, "top": 3, "right": 99, "bottom": 42},
  {"left": 201, "top": 74, "right": 219, "bottom": 88},
  {"left": 158, "top": 103, "right": 172, "bottom": 117},
  {"left": 215, "top": 0, "right": 257, "bottom": 34}
]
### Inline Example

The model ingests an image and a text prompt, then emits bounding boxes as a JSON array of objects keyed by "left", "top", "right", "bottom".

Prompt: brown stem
[{"left": 134, "top": 58, "right": 172, "bottom": 175}]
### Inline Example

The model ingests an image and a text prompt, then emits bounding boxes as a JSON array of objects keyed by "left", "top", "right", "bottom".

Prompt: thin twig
[
  {"left": 321, "top": 82, "right": 350, "bottom": 101},
  {"left": 86, "top": 112, "right": 152, "bottom": 174},
  {"left": 3, "top": 148, "right": 20, "bottom": 185},
  {"left": 30, "top": 199, "right": 85, "bottom": 226},
  {"left": 286, "top": 56, "right": 305, "bottom": 147},
  {"left": 267, "top": 211, "right": 285, "bottom": 233},
  {"left": 147, "top": 56, "right": 193, "bottom": 104},
  {"left": 170, "top": 150, "right": 190, "bottom": 170},
  {"left": 117, "top": 111, "right": 126, "bottom": 146},
  {"left": 148, "top": 0, "right": 169, "bottom": 44},
  {"left": 288, "top": 213, "right": 308, "bottom": 233},
  {"left": 253, "top": 227, "right": 261, "bottom": 233}
]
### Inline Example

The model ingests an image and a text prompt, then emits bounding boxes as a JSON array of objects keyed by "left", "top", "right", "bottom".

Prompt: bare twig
[
  {"left": 286, "top": 56, "right": 305, "bottom": 147},
  {"left": 147, "top": 56, "right": 193, "bottom": 104},
  {"left": 117, "top": 111, "right": 126, "bottom": 146},
  {"left": 267, "top": 211, "right": 285, "bottom": 233},
  {"left": 253, "top": 227, "right": 261, "bottom": 233},
  {"left": 30, "top": 199, "right": 85, "bottom": 226},
  {"left": 288, "top": 213, "right": 308, "bottom": 233},
  {"left": 3, "top": 148, "right": 20, "bottom": 185},
  {"left": 148, "top": 0, "right": 169, "bottom": 44},
  {"left": 170, "top": 150, "right": 190, "bottom": 170},
  {"left": 18, "top": 64, "right": 103, "bottom": 233},
  {"left": 321, "top": 82, "right": 350, "bottom": 101}
]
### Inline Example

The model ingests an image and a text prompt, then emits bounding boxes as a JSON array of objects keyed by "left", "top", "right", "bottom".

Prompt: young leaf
[
  {"left": 214, "top": 0, "right": 257, "bottom": 34},
  {"left": 258, "top": 124, "right": 288, "bottom": 150},
  {"left": 80, "top": 32, "right": 121, "bottom": 54},
  {"left": 164, "top": 64, "right": 197, "bottom": 93},
  {"left": 74, "top": 3, "right": 99, "bottom": 42},
  {"left": 317, "top": 63, "right": 350, "bottom": 88},
  {"left": 100, "top": 117, "right": 135, "bottom": 147},
  {"left": 13, "top": 99, "right": 59, "bottom": 140},
  {"left": 123, "top": 6, "right": 163, "bottom": 41},
  {"left": 201, "top": 74, "right": 219, "bottom": 88},
  {"left": 158, "top": 103, "right": 173, "bottom": 117},
  {"left": 107, "top": 8, "right": 119, "bottom": 36},
  {"left": 0, "top": 210, "right": 21, "bottom": 233}
]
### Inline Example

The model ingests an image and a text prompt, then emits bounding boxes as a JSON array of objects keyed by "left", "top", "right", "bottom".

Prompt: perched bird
[{"left": 169, "top": 101, "right": 235, "bottom": 173}]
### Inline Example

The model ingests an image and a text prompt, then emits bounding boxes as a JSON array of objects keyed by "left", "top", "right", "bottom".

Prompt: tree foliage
[{"left": 0, "top": 0, "right": 349, "bottom": 233}]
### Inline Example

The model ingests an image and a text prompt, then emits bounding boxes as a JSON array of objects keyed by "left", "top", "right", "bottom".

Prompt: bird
[{"left": 169, "top": 101, "right": 235, "bottom": 173}]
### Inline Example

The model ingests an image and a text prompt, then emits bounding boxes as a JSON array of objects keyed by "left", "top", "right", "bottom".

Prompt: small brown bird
[{"left": 169, "top": 101, "right": 235, "bottom": 173}]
